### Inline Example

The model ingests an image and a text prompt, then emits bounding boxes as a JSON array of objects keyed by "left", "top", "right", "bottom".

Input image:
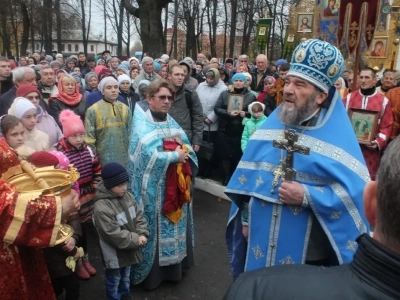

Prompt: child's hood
[{"left": 248, "top": 101, "right": 266, "bottom": 116}]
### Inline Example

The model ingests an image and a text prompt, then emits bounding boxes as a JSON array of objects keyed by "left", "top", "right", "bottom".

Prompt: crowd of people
[{"left": 0, "top": 39, "right": 399, "bottom": 300}]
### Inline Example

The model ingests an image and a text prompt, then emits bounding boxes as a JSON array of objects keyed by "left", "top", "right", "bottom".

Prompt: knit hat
[
  {"left": 27, "top": 151, "right": 59, "bottom": 168},
  {"left": 45, "top": 55, "right": 53, "bottom": 63},
  {"left": 85, "top": 72, "right": 98, "bottom": 83},
  {"left": 49, "top": 150, "right": 70, "bottom": 170},
  {"left": 117, "top": 74, "right": 131, "bottom": 84},
  {"left": 275, "top": 59, "right": 288, "bottom": 68},
  {"left": 98, "top": 68, "right": 114, "bottom": 81},
  {"left": 105, "top": 56, "right": 113, "bottom": 64},
  {"left": 59, "top": 109, "right": 85, "bottom": 138},
  {"left": 232, "top": 73, "right": 248, "bottom": 83},
  {"left": 56, "top": 53, "right": 63, "bottom": 59},
  {"left": 101, "top": 162, "right": 129, "bottom": 189},
  {"left": 117, "top": 64, "right": 129, "bottom": 74},
  {"left": 98, "top": 76, "right": 118, "bottom": 92},
  {"left": 160, "top": 54, "right": 170, "bottom": 62},
  {"left": 287, "top": 39, "right": 344, "bottom": 92},
  {"left": 153, "top": 61, "right": 161, "bottom": 73},
  {"left": 8, "top": 97, "right": 36, "bottom": 118},
  {"left": 183, "top": 57, "right": 195, "bottom": 65},
  {"left": 50, "top": 61, "right": 61, "bottom": 68},
  {"left": 70, "top": 72, "right": 82, "bottom": 83},
  {"left": 87, "top": 56, "right": 95, "bottom": 62},
  {"left": 96, "top": 58, "right": 106, "bottom": 66},
  {"left": 128, "top": 57, "right": 140, "bottom": 65},
  {"left": 16, "top": 84, "right": 40, "bottom": 98},
  {"left": 94, "top": 65, "right": 107, "bottom": 75}
]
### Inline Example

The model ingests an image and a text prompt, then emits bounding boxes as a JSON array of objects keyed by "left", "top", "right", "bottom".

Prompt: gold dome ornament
[{"left": 5, "top": 161, "right": 80, "bottom": 245}]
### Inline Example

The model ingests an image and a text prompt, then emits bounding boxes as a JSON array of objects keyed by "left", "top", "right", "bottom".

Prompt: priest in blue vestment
[
  {"left": 226, "top": 39, "right": 370, "bottom": 280},
  {"left": 127, "top": 80, "right": 198, "bottom": 289}
]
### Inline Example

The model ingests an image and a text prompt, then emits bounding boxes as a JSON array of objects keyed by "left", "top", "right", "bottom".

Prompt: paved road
[{"left": 80, "top": 189, "right": 233, "bottom": 300}]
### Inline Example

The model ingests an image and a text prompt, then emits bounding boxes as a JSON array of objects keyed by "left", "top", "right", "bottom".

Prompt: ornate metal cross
[{"left": 273, "top": 129, "right": 311, "bottom": 181}]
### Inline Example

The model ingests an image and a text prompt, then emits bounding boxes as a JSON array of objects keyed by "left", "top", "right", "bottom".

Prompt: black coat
[
  {"left": 48, "top": 96, "right": 87, "bottom": 128},
  {"left": 214, "top": 89, "right": 255, "bottom": 161},
  {"left": 224, "top": 234, "right": 400, "bottom": 300},
  {"left": 119, "top": 87, "right": 140, "bottom": 114},
  {"left": 250, "top": 67, "right": 276, "bottom": 92},
  {"left": 0, "top": 76, "right": 13, "bottom": 96},
  {"left": 42, "top": 215, "right": 82, "bottom": 279}
]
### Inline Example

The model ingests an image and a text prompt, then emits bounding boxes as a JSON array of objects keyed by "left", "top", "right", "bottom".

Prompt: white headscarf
[
  {"left": 98, "top": 77, "right": 119, "bottom": 93},
  {"left": 8, "top": 97, "right": 37, "bottom": 118},
  {"left": 117, "top": 74, "right": 131, "bottom": 85}
]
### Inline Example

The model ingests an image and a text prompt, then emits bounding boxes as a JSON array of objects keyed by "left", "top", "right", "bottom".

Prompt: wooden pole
[{"left": 352, "top": 41, "right": 361, "bottom": 91}]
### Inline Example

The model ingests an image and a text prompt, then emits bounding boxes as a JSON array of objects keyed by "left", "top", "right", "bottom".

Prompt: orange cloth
[{"left": 162, "top": 140, "right": 192, "bottom": 224}]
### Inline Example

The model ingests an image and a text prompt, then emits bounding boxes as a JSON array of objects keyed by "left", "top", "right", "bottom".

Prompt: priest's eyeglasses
[{"left": 154, "top": 95, "right": 172, "bottom": 101}]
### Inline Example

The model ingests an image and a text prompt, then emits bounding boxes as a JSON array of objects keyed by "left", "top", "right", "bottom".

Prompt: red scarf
[
  {"left": 49, "top": 79, "right": 82, "bottom": 106},
  {"left": 162, "top": 139, "right": 192, "bottom": 224}
]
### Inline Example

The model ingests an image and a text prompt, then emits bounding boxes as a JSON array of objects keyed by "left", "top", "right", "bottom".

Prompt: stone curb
[{"left": 194, "top": 178, "right": 231, "bottom": 201}]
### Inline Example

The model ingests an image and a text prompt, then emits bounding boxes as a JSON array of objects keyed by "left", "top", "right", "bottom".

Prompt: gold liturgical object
[{"left": 4, "top": 160, "right": 80, "bottom": 245}]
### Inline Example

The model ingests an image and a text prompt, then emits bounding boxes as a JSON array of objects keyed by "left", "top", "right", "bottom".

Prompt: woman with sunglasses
[{"left": 16, "top": 84, "right": 62, "bottom": 147}]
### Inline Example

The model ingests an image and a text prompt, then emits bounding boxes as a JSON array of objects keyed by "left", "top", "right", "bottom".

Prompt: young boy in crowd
[{"left": 93, "top": 162, "right": 149, "bottom": 300}]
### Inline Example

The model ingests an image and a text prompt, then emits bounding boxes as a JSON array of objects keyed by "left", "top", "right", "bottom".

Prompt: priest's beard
[{"left": 278, "top": 91, "right": 318, "bottom": 125}]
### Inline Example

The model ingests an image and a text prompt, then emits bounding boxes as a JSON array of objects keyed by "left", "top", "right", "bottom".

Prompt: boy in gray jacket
[{"left": 93, "top": 162, "right": 149, "bottom": 300}]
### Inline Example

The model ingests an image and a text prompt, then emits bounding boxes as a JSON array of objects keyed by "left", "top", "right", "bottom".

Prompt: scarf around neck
[{"left": 49, "top": 79, "right": 82, "bottom": 106}]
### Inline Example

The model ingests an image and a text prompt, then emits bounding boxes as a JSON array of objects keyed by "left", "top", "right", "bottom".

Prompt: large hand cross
[{"left": 273, "top": 129, "right": 310, "bottom": 181}]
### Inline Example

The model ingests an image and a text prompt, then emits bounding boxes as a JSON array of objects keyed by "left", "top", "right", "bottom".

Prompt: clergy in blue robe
[
  {"left": 127, "top": 80, "right": 198, "bottom": 289},
  {"left": 226, "top": 39, "right": 370, "bottom": 280}
]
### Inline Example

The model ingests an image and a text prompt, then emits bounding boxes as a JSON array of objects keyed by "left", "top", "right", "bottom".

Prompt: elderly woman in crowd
[
  {"left": 334, "top": 77, "right": 349, "bottom": 99},
  {"left": 48, "top": 74, "right": 86, "bottom": 128},
  {"left": 16, "top": 84, "right": 62, "bottom": 147},
  {"left": 214, "top": 73, "right": 256, "bottom": 185},
  {"left": 84, "top": 72, "right": 99, "bottom": 96}
]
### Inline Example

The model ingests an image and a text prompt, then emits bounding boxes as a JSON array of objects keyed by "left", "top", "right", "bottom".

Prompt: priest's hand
[
  {"left": 176, "top": 146, "right": 189, "bottom": 163},
  {"left": 61, "top": 190, "right": 79, "bottom": 219},
  {"left": 278, "top": 179, "right": 304, "bottom": 206}
]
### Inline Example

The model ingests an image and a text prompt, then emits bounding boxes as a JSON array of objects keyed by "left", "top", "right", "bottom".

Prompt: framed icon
[
  {"left": 349, "top": 108, "right": 379, "bottom": 144},
  {"left": 370, "top": 37, "right": 388, "bottom": 58},
  {"left": 227, "top": 95, "right": 245, "bottom": 112},
  {"left": 259, "top": 27, "right": 267, "bottom": 36},
  {"left": 297, "top": 13, "right": 313, "bottom": 33}
]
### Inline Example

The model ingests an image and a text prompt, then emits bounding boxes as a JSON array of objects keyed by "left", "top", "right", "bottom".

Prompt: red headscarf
[{"left": 49, "top": 76, "right": 82, "bottom": 106}]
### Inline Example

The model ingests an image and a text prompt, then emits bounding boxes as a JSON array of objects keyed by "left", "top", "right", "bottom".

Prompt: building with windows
[{"left": 28, "top": 30, "right": 118, "bottom": 56}]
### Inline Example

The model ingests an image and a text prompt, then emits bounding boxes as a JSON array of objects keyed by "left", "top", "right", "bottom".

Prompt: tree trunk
[
  {"left": 0, "top": 8, "right": 11, "bottom": 56},
  {"left": 103, "top": 0, "right": 107, "bottom": 50},
  {"left": 173, "top": 0, "right": 178, "bottom": 58},
  {"left": 80, "top": 0, "right": 87, "bottom": 55},
  {"left": 163, "top": 5, "right": 168, "bottom": 54},
  {"left": 123, "top": 0, "right": 172, "bottom": 58},
  {"left": 10, "top": 3, "right": 20, "bottom": 58},
  {"left": 20, "top": 1, "right": 30, "bottom": 57},
  {"left": 117, "top": 1, "right": 124, "bottom": 56},
  {"left": 30, "top": 0, "right": 35, "bottom": 54},
  {"left": 54, "top": 0, "right": 62, "bottom": 53},
  {"left": 126, "top": 15, "right": 131, "bottom": 57},
  {"left": 222, "top": 0, "right": 228, "bottom": 60},
  {"left": 229, "top": 0, "right": 238, "bottom": 58},
  {"left": 242, "top": 0, "right": 254, "bottom": 54}
]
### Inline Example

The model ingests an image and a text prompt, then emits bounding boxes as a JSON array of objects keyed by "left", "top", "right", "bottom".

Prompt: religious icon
[
  {"left": 323, "top": 0, "right": 340, "bottom": 17},
  {"left": 259, "top": 27, "right": 267, "bottom": 36},
  {"left": 297, "top": 14, "right": 313, "bottom": 33},
  {"left": 370, "top": 37, "right": 388, "bottom": 58},
  {"left": 287, "top": 34, "right": 295, "bottom": 43},
  {"left": 227, "top": 95, "right": 245, "bottom": 112},
  {"left": 349, "top": 109, "right": 379, "bottom": 144}
]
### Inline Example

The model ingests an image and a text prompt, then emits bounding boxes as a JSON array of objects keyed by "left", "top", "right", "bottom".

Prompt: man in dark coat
[
  {"left": 0, "top": 56, "right": 13, "bottom": 96},
  {"left": 224, "top": 136, "right": 400, "bottom": 300},
  {"left": 250, "top": 54, "right": 276, "bottom": 93}
]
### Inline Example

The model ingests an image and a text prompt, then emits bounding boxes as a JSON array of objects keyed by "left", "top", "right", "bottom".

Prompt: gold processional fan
[{"left": 3, "top": 160, "right": 80, "bottom": 245}]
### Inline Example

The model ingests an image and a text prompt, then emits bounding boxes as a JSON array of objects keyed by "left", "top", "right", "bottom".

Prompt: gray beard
[{"left": 278, "top": 92, "right": 317, "bottom": 125}]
